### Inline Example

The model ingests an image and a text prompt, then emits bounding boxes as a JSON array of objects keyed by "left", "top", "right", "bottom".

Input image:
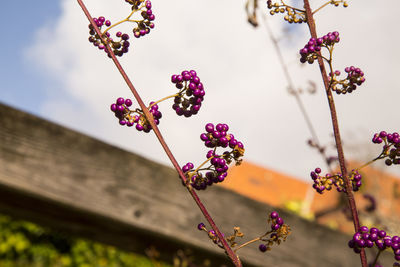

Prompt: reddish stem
[
  {"left": 76, "top": 1, "right": 242, "bottom": 266},
  {"left": 302, "top": 1, "right": 367, "bottom": 266}
]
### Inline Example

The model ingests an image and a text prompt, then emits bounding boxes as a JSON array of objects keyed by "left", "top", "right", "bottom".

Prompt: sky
[{"left": 1, "top": 0, "right": 399, "bottom": 182}]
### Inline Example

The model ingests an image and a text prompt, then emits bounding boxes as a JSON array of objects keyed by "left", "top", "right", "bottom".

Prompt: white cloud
[{"left": 27, "top": 0, "right": 400, "bottom": 182}]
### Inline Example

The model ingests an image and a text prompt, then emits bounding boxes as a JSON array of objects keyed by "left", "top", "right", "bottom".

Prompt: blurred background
[{"left": 1, "top": 0, "right": 400, "bottom": 266}]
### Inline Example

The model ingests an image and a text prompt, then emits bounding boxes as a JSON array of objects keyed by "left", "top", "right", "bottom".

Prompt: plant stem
[
  {"left": 356, "top": 154, "right": 384, "bottom": 171},
  {"left": 149, "top": 93, "right": 180, "bottom": 108},
  {"left": 76, "top": 1, "right": 242, "bottom": 266},
  {"left": 302, "top": 1, "right": 367, "bottom": 266},
  {"left": 281, "top": 0, "right": 305, "bottom": 13},
  {"left": 312, "top": 0, "right": 331, "bottom": 15},
  {"left": 371, "top": 249, "right": 382, "bottom": 267},
  {"left": 261, "top": 14, "right": 334, "bottom": 172},
  {"left": 234, "top": 236, "right": 262, "bottom": 252}
]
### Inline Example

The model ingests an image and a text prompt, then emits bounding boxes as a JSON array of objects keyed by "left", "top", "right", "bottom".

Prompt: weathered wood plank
[{"left": 0, "top": 103, "right": 393, "bottom": 266}]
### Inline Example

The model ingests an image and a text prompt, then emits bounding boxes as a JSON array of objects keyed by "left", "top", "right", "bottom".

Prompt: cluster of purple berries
[
  {"left": 196, "top": 223, "right": 224, "bottom": 248},
  {"left": 182, "top": 123, "right": 244, "bottom": 190},
  {"left": 171, "top": 70, "right": 205, "bottom": 118},
  {"left": 310, "top": 168, "right": 362, "bottom": 194},
  {"left": 182, "top": 152, "right": 227, "bottom": 190},
  {"left": 349, "top": 226, "right": 400, "bottom": 262},
  {"left": 259, "top": 211, "right": 290, "bottom": 253},
  {"left": 330, "top": 66, "right": 366, "bottom": 94},
  {"left": 110, "top": 97, "right": 162, "bottom": 133},
  {"left": 88, "top": 1, "right": 154, "bottom": 57},
  {"left": 109, "top": 70, "right": 205, "bottom": 133},
  {"left": 372, "top": 131, "right": 400, "bottom": 166},
  {"left": 299, "top": 32, "right": 340, "bottom": 64},
  {"left": 201, "top": 123, "right": 243, "bottom": 150},
  {"left": 125, "top": 0, "right": 155, "bottom": 38},
  {"left": 88, "top": 17, "right": 130, "bottom": 57}
]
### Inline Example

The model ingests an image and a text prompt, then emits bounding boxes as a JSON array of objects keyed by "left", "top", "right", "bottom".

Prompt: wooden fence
[{"left": 0, "top": 103, "right": 393, "bottom": 266}]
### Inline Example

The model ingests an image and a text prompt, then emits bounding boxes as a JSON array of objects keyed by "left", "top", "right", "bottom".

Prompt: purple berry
[
  {"left": 259, "top": 244, "right": 267, "bottom": 252},
  {"left": 197, "top": 223, "right": 205, "bottom": 231},
  {"left": 270, "top": 211, "right": 279, "bottom": 219}
]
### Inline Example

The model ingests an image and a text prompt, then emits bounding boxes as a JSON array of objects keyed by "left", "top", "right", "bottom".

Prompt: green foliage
[{"left": 0, "top": 214, "right": 170, "bottom": 267}]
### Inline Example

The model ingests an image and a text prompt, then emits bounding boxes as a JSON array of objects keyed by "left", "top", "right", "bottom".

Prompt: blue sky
[
  {"left": 0, "top": 1, "right": 63, "bottom": 117},
  {"left": 1, "top": 0, "right": 399, "bottom": 181}
]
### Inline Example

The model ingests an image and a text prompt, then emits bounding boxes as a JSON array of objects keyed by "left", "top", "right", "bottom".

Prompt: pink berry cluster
[
  {"left": 88, "top": 17, "right": 131, "bottom": 57},
  {"left": 329, "top": 66, "right": 366, "bottom": 94},
  {"left": 125, "top": 0, "right": 155, "bottom": 38},
  {"left": 196, "top": 223, "right": 224, "bottom": 248},
  {"left": 299, "top": 32, "right": 340, "bottom": 64},
  {"left": 182, "top": 123, "right": 244, "bottom": 190},
  {"left": 110, "top": 97, "right": 162, "bottom": 133},
  {"left": 349, "top": 226, "right": 400, "bottom": 263},
  {"left": 372, "top": 131, "right": 400, "bottom": 166},
  {"left": 310, "top": 168, "right": 362, "bottom": 194},
  {"left": 171, "top": 70, "right": 205, "bottom": 117},
  {"left": 258, "top": 211, "right": 290, "bottom": 253}
]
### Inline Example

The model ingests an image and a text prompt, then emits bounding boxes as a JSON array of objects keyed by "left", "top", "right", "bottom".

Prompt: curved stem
[
  {"left": 193, "top": 156, "right": 214, "bottom": 173},
  {"left": 281, "top": 0, "right": 305, "bottom": 13},
  {"left": 103, "top": 18, "right": 129, "bottom": 34},
  {"left": 234, "top": 229, "right": 273, "bottom": 252},
  {"left": 312, "top": 1, "right": 332, "bottom": 14},
  {"left": 371, "top": 249, "right": 382, "bottom": 267},
  {"left": 303, "top": 1, "right": 367, "bottom": 266},
  {"left": 234, "top": 236, "right": 261, "bottom": 252},
  {"left": 77, "top": 1, "right": 242, "bottom": 266},
  {"left": 149, "top": 93, "right": 180, "bottom": 108},
  {"left": 103, "top": 10, "right": 135, "bottom": 34},
  {"left": 357, "top": 153, "right": 385, "bottom": 171}
]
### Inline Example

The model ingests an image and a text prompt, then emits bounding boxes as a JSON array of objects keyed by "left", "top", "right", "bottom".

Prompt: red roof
[{"left": 219, "top": 161, "right": 400, "bottom": 234}]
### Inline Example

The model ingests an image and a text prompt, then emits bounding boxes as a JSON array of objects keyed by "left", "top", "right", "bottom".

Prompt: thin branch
[
  {"left": 76, "top": 1, "right": 242, "bottom": 266},
  {"left": 302, "top": 1, "right": 367, "bottom": 266},
  {"left": 261, "top": 14, "right": 333, "bottom": 171},
  {"left": 312, "top": 1, "right": 331, "bottom": 15}
]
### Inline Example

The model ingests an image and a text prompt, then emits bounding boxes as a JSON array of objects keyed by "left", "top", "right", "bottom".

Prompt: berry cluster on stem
[
  {"left": 110, "top": 97, "right": 162, "bottom": 132},
  {"left": 349, "top": 226, "right": 400, "bottom": 265},
  {"left": 88, "top": 0, "right": 154, "bottom": 57},
  {"left": 110, "top": 70, "right": 205, "bottom": 132},
  {"left": 299, "top": 32, "right": 340, "bottom": 64},
  {"left": 171, "top": 70, "right": 205, "bottom": 117},
  {"left": 197, "top": 211, "right": 290, "bottom": 254},
  {"left": 299, "top": 31, "right": 366, "bottom": 96},
  {"left": 266, "top": 0, "right": 306, "bottom": 23},
  {"left": 329, "top": 66, "right": 365, "bottom": 94},
  {"left": 125, "top": 0, "right": 155, "bottom": 38},
  {"left": 88, "top": 16, "right": 131, "bottom": 57},
  {"left": 310, "top": 168, "right": 362, "bottom": 194},
  {"left": 372, "top": 131, "right": 400, "bottom": 166},
  {"left": 257, "top": 211, "right": 290, "bottom": 253},
  {"left": 182, "top": 123, "right": 244, "bottom": 190}
]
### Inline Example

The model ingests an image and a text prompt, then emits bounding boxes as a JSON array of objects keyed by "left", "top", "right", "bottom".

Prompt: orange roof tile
[
  {"left": 219, "top": 161, "right": 309, "bottom": 207},
  {"left": 219, "top": 160, "right": 400, "bottom": 234}
]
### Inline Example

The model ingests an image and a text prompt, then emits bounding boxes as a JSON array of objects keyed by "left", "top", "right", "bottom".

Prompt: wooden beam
[{"left": 0, "top": 103, "right": 393, "bottom": 266}]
